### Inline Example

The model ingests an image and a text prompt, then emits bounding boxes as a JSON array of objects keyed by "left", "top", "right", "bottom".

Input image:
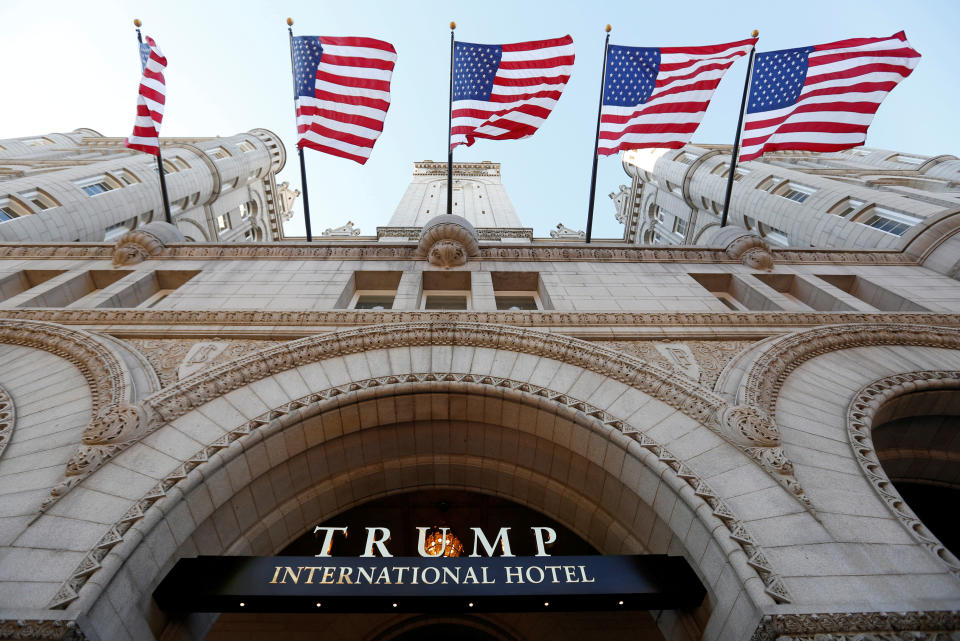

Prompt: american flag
[
  {"left": 293, "top": 36, "right": 397, "bottom": 165},
  {"left": 740, "top": 32, "right": 920, "bottom": 161},
  {"left": 451, "top": 35, "right": 574, "bottom": 149},
  {"left": 124, "top": 36, "right": 166, "bottom": 156},
  {"left": 598, "top": 39, "right": 756, "bottom": 156}
]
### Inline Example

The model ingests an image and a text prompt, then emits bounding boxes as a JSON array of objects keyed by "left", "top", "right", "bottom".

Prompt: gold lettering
[
  {"left": 579, "top": 565, "right": 596, "bottom": 583},
  {"left": 337, "top": 567, "right": 354, "bottom": 584},
  {"left": 564, "top": 566, "right": 579, "bottom": 583},
  {"left": 269, "top": 566, "right": 283, "bottom": 584},
  {"left": 282, "top": 566, "right": 304, "bottom": 584},
  {"left": 321, "top": 567, "right": 336, "bottom": 585},
  {"left": 304, "top": 566, "right": 323, "bottom": 584},
  {"left": 357, "top": 567, "right": 376, "bottom": 584},
  {"left": 504, "top": 566, "right": 523, "bottom": 583}
]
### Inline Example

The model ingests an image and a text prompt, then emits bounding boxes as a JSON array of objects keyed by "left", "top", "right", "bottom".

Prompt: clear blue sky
[{"left": 2, "top": 0, "right": 957, "bottom": 238}]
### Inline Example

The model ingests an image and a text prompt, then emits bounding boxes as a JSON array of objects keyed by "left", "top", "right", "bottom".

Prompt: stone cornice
[
  {"left": 751, "top": 610, "right": 960, "bottom": 641},
  {"left": 2, "top": 309, "right": 958, "bottom": 330},
  {"left": 0, "top": 242, "right": 917, "bottom": 265}
]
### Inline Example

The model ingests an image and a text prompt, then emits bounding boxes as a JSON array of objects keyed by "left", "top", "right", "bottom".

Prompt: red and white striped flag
[
  {"left": 125, "top": 36, "right": 166, "bottom": 156},
  {"left": 740, "top": 32, "right": 920, "bottom": 161},
  {"left": 451, "top": 35, "right": 575, "bottom": 149},
  {"left": 292, "top": 36, "right": 397, "bottom": 164},
  {"left": 598, "top": 39, "right": 756, "bottom": 156}
]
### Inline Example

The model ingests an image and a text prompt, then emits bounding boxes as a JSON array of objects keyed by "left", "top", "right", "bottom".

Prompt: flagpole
[
  {"left": 720, "top": 29, "right": 759, "bottom": 229},
  {"left": 134, "top": 19, "right": 173, "bottom": 226},
  {"left": 447, "top": 21, "right": 456, "bottom": 216},
  {"left": 287, "top": 17, "right": 314, "bottom": 242},
  {"left": 585, "top": 24, "right": 612, "bottom": 244}
]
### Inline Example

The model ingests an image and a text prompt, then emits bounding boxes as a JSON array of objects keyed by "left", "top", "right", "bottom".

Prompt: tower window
[
  {"left": 856, "top": 207, "right": 921, "bottom": 236},
  {"left": 830, "top": 198, "right": 865, "bottom": 217},
  {"left": 774, "top": 182, "right": 817, "bottom": 203},
  {"left": 75, "top": 175, "right": 121, "bottom": 196}
]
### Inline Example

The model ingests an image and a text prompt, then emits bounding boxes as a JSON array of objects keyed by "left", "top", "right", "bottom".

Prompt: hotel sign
[
  {"left": 154, "top": 554, "right": 704, "bottom": 613},
  {"left": 155, "top": 526, "right": 705, "bottom": 613}
]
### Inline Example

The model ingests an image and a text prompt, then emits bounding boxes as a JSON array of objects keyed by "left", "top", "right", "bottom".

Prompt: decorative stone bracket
[
  {"left": 111, "top": 221, "right": 185, "bottom": 267},
  {"left": 415, "top": 215, "right": 480, "bottom": 267}
]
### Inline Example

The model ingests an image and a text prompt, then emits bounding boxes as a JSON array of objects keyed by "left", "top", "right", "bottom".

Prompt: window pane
[
  {"left": 496, "top": 296, "right": 537, "bottom": 310},
  {"left": 355, "top": 295, "right": 394, "bottom": 310},
  {"left": 424, "top": 295, "right": 467, "bottom": 310}
]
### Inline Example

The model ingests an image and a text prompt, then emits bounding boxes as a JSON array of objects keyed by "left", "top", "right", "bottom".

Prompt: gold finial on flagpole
[
  {"left": 450, "top": 21, "right": 456, "bottom": 30},
  {"left": 133, "top": 18, "right": 142, "bottom": 27},
  {"left": 605, "top": 24, "right": 612, "bottom": 33},
  {"left": 752, "top": 29, "right": 759, "bottom": 37},
  {"left": 287, "top": 17, "right": 294, "bottom": 26}
]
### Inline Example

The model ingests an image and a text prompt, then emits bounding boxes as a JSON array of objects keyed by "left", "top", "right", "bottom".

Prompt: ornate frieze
[
  {"left": 2, "top": 308, "right": 957, "bottom": 331},
  {"left": 0, "top": 241, "right": 917, "bottom": 264},
  {"left": 0, "top": 619, "right": 87, "bottom": 641},
  {"left": 847, "top": 370, "right": 960, "bottom": 577},
  {"left": 48, "top": 372, "right": 793, "bottom": 610},
  {"left": 598, "top": 339, "right": 757, "bottom": 389},
  {"left": 751, "top": 610, "right": 960, "bottom": 641}
]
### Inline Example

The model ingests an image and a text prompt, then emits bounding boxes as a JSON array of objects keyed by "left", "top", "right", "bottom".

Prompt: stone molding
[
  {"left": 750, "top": 610, "right": 960, "bottom": 641},
  {"left": 3, "top": 309, "right": 958, "bottom": 331},
  {"left": 49, "top": 372, "right": 792, "bottom": 610},
  {"left": 0, "top": 383, "right": 13, "bottom": 460},
  {"left": 740, "top": 324, "right": 960, "bottom": 417},
  {"left": 846, "top": 370, "right": 960, "bottom": 577},
  {"left": 0, "top": 320, "right": 129, "bottom": 416},
  {"left": 110, "top": 222, "right": 185, "bottom": 267},
  {"left": 0, "top": 242, "right": 916, "bottom": 264},
  {"left": 416, "top": 215, "right": 480, "bottom": 267}
]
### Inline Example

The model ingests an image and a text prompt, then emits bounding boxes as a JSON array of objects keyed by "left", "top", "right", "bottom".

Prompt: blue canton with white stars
[
  {"left": 138, "top": 42, "right": 151, "bottom": 72},
  {"left": 603, "top": 45, "right": 661, "bottom": 107},
  {"left": 453, "top": 41, "right": 502, "bottom": 101},
  {"left": 747, "top": 46, "right": 814, "bottom": 114},
  {"left": 292, "top": 36, "right": 324, "bottom": 99}
]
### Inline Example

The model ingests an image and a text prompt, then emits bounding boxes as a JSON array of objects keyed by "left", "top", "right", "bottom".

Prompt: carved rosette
[
  {"left": 82, "top": 403, "right": 154, "bottom": 444},
  {"left": 721, "top": 405, "right": 780, "bottom": 448},
  {"left": 416, "top": 215, "right": 480, "bottom": 267},
  {"left": 111, "top": 221, "right": 185, "bottom": 266}
]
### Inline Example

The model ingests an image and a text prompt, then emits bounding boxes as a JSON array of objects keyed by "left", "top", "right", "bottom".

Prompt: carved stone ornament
[
  {"left": 0, "top": 618, "right": 87, "bottom": 641},
  {"left": 549, "top": 223, "right": 586, "bottom": 239},
  {"left": 704, "top": 225, "right": 775, "bottom": 270},
  {"left": 50, "top": 370, "right": 793, "bottom": 610},
  {"left": 321, "top": 220, "right": 361, "bottom": 237},
  {"left": 111, "top": 221, "right": 185, "bottom": 267},
  {"left": 0, "top": 384, "right": 14, "bottom": 461},
  {"left": 721, "top": 404, "right": 780, "bottom": 448},
  {"left": 416, "top": 214, "right": 480, "bottom": 267}
]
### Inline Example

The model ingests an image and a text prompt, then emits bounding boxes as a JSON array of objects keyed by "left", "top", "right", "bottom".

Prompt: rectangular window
[
  {"left": 18, "top": 270, "right": 131, "bottom": 308},
  {"left": 757, "top": 176, "right": 783, "bottom": 192},
  {"left": 689, "top": 273, "right": 783, "bottom": 311},
  {"left": 760, "top": 223, "right": 789, "bottom": 247},
  {"left": 208, "top": 147, "right": 231, "bottom": 160},
  {"left": 103, "top": 218, "right": 135, "bottom": 242},
  {"left": 665, "top": 181, "right": 683, "bottom": 196},
  {"left": 830, "top": 198, "right": 865, "bottom": 217},
  {"left": 674, "top": 151, "right": 697, "bottom": 164},
  {"left": 0, "top": 270, "right": 65, "bottom": 303},
  {"left": 1, "top": 197, "right": 29, "bottom": 221},
  {"left": 174, "top": 157, "right": 191, "bottom": 170},
  {"left": 18, "top": 189, "right": 59, "bottom": 211},
  {"left": 496, "top": 295, "right": 538, "bottom": 310},
  {"left": 421, "top": 271, "right": 471, "bottom": 310},
  {"left": 75, "top": 175, "right": 120, "bottom": 196},
  {"left": 775, "top": 182, "right": 816, "bottom": 203},
  {"left": 491, "top": 271, "right": 548, "bottom": 310},
  {"left": 238, "top": 140, "right": 256, "bottom": 152},
  {"left": 672, "top": 217, "right": 688, "bottom": 237},
  {"left": 752, "top": 273, "right": 857, "bottom": 312},
  {"left": 733, "top": 167, "right": 750, "bottom": 182},
  {"left": 339, "top": 271, "right": 403, "bottom": 310},
  {"left": 216, "top": 214, "right": 231, "bottom": 231},
  {"left": 857, "top": 207, "right": 921, "bottom": 236},
  {"left": 94, "top": 270, "right": 200, "bottom": 308},
  {"left": 816, "top": 274, "right": 929, "bottom": 312}
]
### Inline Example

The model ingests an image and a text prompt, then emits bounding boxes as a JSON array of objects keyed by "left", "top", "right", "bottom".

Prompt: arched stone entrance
[{"left": 51, "top": 324, "right": 790, "bottom": 641}]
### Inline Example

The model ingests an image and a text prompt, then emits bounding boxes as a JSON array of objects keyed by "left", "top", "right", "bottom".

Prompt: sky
[{"left": 2, "top": 0, "right": 958, "bottom": 239}]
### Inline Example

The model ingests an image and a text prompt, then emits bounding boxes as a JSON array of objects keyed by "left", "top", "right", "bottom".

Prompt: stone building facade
[
  {"left": 0, "top": 152, "right": 959, "bottom": 641},
  {"left": 0, "top": 129, "right": 295, "bottom": 244},
  {"left": 612, "top": 145, "right": 960, "bottom": 266}
]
